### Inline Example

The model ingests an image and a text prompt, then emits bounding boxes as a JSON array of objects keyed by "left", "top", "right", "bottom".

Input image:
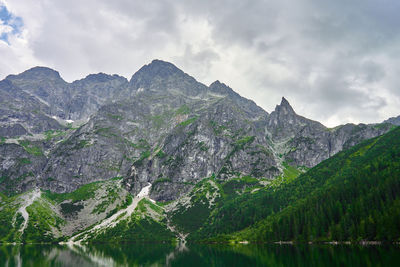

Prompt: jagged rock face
[
  {"left": 0, "top": 80, "right": 63, "bottom": 135},
  {"left": 6, "top": 67, "right": 129, "bottom": 121},
  {"left": 0, "top": 143, "right": 47, "bottom": 194},
  {"left": 68, "top": 73, "right": 128, "bottom": 120},
  {"left": 265, "top": 97, "right": 392, "bottom": 168},
  {"left": 0, "top": 59, "right": 397, "bottom": 199},
  {"left": 125, "top": 97, "right": 277, "bottom": 201},
  {"left": 6, "top": 67, "right": 71, "bottom": 119},
  {"left": 384, "top": 115, "right": 400, "bottom": 126},
  {"left": 266, "top": 97, "right": 326, "bottom": 142},
  {"left": 0, "top": 124, "right": 27, "bottom": 138},
  {"left": 285, "top": 123, "right": 392, "bottom": 168}
]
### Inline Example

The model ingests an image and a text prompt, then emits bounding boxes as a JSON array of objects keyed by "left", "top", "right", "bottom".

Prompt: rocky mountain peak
[
  {"left": 129, "top": 59, "right": 208, "bottom": 97},
  {"left": 7, "top": 66, "right": 63, "bottom": 82},
  {"left": 129, "top": 59, "right": 183, "bottom": 85},
  {"left": 82, "top": 73, "right": 120, "bottom": 83},
  {"left": 384, "top": 115, "right": 400, "bottom": 126},
  {"left": 275, "top": 97, "right": 295, "bottom": 115},
  {"left": 209, "top": 80, "right": 236, "bottom": 96}
]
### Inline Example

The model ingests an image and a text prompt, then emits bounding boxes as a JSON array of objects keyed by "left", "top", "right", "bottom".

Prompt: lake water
[{"left": 1, "top": 242, "right": 399, "bottom": 266}]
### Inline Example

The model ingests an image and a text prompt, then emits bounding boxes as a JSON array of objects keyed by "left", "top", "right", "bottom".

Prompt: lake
[{"left": 1, "top": 242, "right": 399, "bottom": 266}]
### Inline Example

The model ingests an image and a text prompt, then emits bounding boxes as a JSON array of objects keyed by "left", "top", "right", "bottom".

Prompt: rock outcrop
[{"left": 0, "top": 60, "right": 396, "bottom": 200}]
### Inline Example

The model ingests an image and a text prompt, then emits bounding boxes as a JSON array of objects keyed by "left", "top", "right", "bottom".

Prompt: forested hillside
[{"left": 192, "top": 127, "right": 400, "bottom": 242}]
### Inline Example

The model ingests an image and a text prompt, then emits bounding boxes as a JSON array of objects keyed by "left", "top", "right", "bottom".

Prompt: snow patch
[{"left": 137, "top": 183, "right": 151, "bottom": 198}]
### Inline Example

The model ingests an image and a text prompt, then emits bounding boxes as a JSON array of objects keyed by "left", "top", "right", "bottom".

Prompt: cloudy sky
[{"left": 0, "top": 0, "right": 399, "bottom": 127}]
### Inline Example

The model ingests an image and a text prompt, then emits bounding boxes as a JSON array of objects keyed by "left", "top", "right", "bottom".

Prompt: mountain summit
[
  {"left": 0, "top": 59, "right": 398, "bottom": 244},
  {"left": 277, "top": 97, "right": 295, "bottom": 115}
]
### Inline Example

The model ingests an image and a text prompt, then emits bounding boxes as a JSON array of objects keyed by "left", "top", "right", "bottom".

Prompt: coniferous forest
[{"left": 192, "top": 127, "right": 400, "bottom": 242}]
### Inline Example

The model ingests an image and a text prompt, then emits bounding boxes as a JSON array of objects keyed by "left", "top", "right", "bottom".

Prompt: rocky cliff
[{"left": 0, "top": 60, "right": 396, "bottom": 200}]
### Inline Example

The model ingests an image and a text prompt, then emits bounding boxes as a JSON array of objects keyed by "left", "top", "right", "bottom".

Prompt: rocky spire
[{"left": 275, "top": 97, "right": 295, "bottom": 115}]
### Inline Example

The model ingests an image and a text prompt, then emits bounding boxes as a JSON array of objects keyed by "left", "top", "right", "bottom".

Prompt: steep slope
[
  {"left": 37, "top": 60, "right": 276, "bottom": 197},
  {"left": 0, "top": 59, "right": 396, "bottom": 203},
  {"left": 195, "top": 127, "right": 400, "bottom": 242},
  {"left": 0, "top": 79, "right": 63, "bottom": 135},
  {"left": 1, "top": 127, "right": 399, "bottom": 243},
  {"left": 266, "top": 97, "right": 392, "bottom": 167},
  {"left": 385, "top": 115, "right": 400, "bottom": 126},
  {"left": 6, "top": 67, "right": 128, "bottom": 121}
]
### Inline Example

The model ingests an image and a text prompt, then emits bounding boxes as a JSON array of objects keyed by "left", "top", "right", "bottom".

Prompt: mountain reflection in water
[{"left": 1, "top": 242, "right": 399, "bottom": 267}]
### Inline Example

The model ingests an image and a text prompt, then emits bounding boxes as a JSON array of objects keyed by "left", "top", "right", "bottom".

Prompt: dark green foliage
[
  {"left": 234, "top": 136, "right": 255, "bottom": 148},
  {"left": 222, "top": 176, "right": 259, "bottom": 198},
  {"left": 43, "top": 181, "right": 100, "bottom": 203},
  {"left": 170, "top": 179, "right": 221, "bottom": 234},
  {"left": 171, "top": 201, "right": 211, "bottom": 233},
  {"left": 241, "top": 127, "right": 400, "bottom": 242},
  {"left": 191, "top": 185, "right": 276, "bottom": 240},
  {"left": 153, "top": 177, "right": 172, "bottom": 186},
  {"left": 126, "top": 138, "right": 150, "bottom": 150},
  {"left": 155, "top": 149, "right": 167, "bottom": 158},
  {"left": 212, "top": 127, "right": 400, "bottom": 242},
  {"left": 88, "top": 216, "right": 175, "bottom": 243},
  {"left": 60, "top": 202, "right": 84, "bottom": 215},
  {"left": 0, "top": 194, "right": 20, "bottom": 242},
  {"left": 193, "top": 128, "right": 400, "bottom": 242},
  {"left": 22, "top": 200, "right": 64, "bottom": 243}
]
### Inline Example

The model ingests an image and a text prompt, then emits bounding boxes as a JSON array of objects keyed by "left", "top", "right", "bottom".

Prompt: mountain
[
  {"left": 219, "top": 126, "right": 400, "bottom": 242},
  {"left": 384, "top": 115, "right": 400, "bottom": 126},
  {"left": 0, "top": 59, "right": 399, "bottom": 243}
]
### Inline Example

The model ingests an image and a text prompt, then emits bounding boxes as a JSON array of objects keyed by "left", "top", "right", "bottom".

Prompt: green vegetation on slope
[
  {"left": 0, "top": 193, "right": 22, "bottom": 242},
  {"left": 22, "top": 199, "right": 64, "bottom": 243},
  {"left": 205, "top": 127, "right": 400, "bottom": 242},
  {"left": 17, "top": 140, "right": 43, "bottom": 156},
  {"left": 170, "top": 179, "right": 219, "bottom": 234},
  {"left": 43, "top": 182, "right": 101, "bottom": 203},
  {"left": 86, "top": 199, "right": 175, "bottom": 243}
]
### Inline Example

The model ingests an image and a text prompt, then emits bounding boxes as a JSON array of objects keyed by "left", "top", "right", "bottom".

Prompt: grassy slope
[
  {"left": 0, "top": 178, "right": 132, "bottom": 243},
  {"left": 85, "top": 198, "right": 176, "bottom": 243},
  {"left": 0, "top": 193, "right": 23, "bottom": 242}
]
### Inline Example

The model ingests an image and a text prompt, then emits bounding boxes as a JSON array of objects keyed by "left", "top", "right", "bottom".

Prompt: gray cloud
[{"left": 1, "top": 0, "right": 399, "bottom": 126}]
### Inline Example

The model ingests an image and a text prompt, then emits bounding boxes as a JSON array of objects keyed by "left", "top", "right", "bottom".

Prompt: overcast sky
[{"left": 1, "top": 0, "right": 399, "bottom": 127}]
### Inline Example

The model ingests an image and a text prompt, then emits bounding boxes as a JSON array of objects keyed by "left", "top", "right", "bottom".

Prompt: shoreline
[{"left": 0, "top": 240, "right": 399, "bottom": 246}]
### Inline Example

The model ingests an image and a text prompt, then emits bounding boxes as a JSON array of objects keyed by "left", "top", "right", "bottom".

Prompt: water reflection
[{"left": 0, "top": 242, "right": 399, "bottom": 267}]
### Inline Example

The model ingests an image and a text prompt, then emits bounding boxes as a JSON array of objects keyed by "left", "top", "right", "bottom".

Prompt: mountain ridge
[
  {"left": 0, "top": 60, "right": 396, "bottom": 197},
  {"left": 0, "top": 59, "right": 399, "bottom": 243}
]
